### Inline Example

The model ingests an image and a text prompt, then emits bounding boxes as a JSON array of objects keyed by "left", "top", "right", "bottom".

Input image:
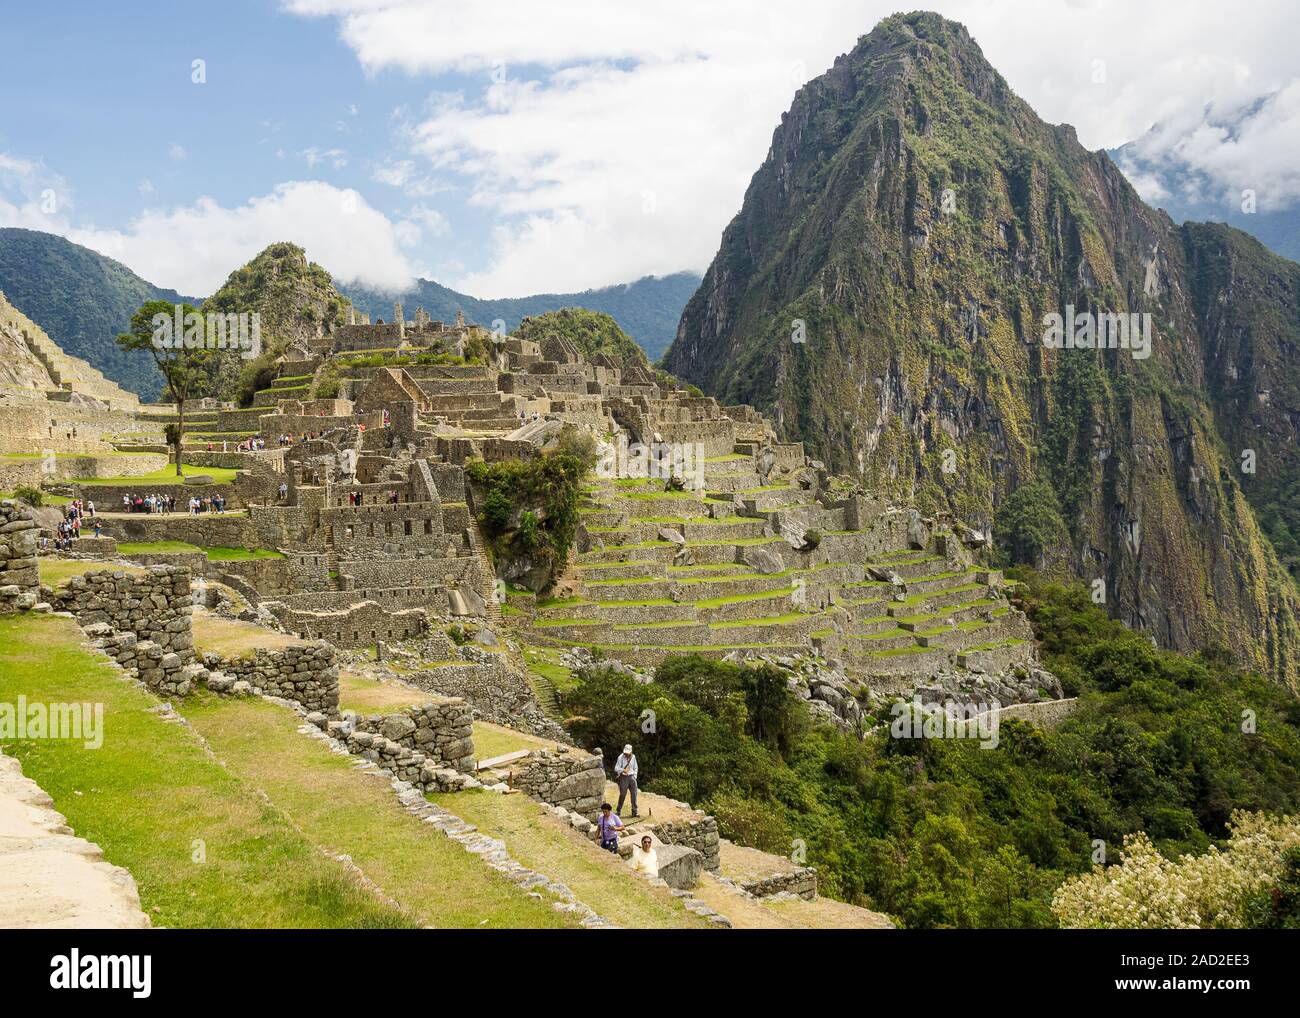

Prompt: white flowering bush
[{"left": 1052, "top": 811, "right": 1300, "bottom": 928}]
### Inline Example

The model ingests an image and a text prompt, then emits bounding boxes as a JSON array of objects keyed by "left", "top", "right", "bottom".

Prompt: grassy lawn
[
  {"left": 0, "top": 614, "right": 416, "bottom": 928},
  {"left": 0, "top": 490, "right": 72, "bottom": 506},
  {"left": 38, "top": 558, "right": 148, "bottom": 588},
  {"left": 472, "top": 721, "right": 555, "bottom": 760},
  {"left": 338, "top": 671, "right": 430, "bottom": 714},
  {"left": 206, "top": 547, "right": 283, "bottom": 561},
  {"left": 428, "top": 788, "right": 710, "bottom": 929},
  {"left": 75, "top": 464, "right": 239, "bottom": 486},
  {"left": 117, "top": 540, "right": 202, "bottom": 554},
  {"left": 181, "top": 695, "right": 574, "bottom": 928},
  {"left": 191, "top": 610, "right": 305, "bottom": 658}
]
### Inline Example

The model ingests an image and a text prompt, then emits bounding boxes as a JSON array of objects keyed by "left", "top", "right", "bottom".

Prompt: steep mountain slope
[
  {"left": 664, "top": 12, "right": 1300, "bottom": 688},
  {"left": 0, "top": 229, "right": 197, "bottom": 400},
  {"left": 341, "top": 272, "right": 700, "bottom": 362},
  {"left": 202, "top": 242, "right": 352, "bottom": 402}
]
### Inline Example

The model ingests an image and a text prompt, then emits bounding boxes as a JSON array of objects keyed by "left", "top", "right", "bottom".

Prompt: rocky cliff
[{"left": 664, "top": 12, "right": 1300, "bottom": 688}]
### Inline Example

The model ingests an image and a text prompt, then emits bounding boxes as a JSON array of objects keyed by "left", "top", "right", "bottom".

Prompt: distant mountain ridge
[
  {"left": 339, "top": 272, "right": 700, "bottom": 363},
  {"left": 0, "top": 228, "right": 700, "bottom": 400},
  {"left": 0, "top": 228, "right": 197, "bottom": 400}
]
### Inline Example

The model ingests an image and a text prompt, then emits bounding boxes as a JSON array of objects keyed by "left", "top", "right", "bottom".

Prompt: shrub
[
  {"left": 13, "top": 485, "right": 43, "bottom": 507},
  {"left": 482, "top": 488, "right": 512, "bottom": 535},
  {"left": 706, "top": 786, "right": 793, "bottom": 854}
]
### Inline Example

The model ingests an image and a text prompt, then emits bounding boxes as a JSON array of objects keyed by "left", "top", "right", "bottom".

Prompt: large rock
[
  {"left": 655, "top": 844, "right": 704, "bottom": 890},
  {"left": 742, "top": 546, "right": 785, "bottom": 574}
]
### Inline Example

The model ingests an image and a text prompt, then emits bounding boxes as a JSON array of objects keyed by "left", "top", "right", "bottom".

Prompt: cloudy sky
[{"left": 0, "top": 0, "right": 1295, "bottom": 297}]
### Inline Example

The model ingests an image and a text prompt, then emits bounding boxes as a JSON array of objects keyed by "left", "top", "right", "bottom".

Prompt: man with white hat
[{"left": 613, "top": 743, "right": 639, "bottom": 818}]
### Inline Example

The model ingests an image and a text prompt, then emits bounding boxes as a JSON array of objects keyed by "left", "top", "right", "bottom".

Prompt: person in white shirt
[
  {"left": 613, "top": 743, "right": 639, "bottom": 817},
  {"left": 629, "top": 835, "right": 658, "bottom": 878}
]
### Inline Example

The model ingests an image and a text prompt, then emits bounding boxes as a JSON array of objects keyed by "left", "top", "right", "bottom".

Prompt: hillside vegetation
[
  {"left": 0, "top": 228, "right": 197, "bottom": 399},
  {"left": 560, "top": 575, "right": 1300, "bottom": 928}
]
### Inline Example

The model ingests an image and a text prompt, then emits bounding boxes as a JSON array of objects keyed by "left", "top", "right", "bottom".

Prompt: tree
[
  {"left": 995, "top": 480, "right": 1066, "bottom": 567},
  {"left": 117, "top": 300, "right": 211, "bottom": 476}
]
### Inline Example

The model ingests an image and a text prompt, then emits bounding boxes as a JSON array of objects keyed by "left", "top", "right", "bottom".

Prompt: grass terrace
[{"left": 74, "top": 464, "right": 240, "bottom": 486}]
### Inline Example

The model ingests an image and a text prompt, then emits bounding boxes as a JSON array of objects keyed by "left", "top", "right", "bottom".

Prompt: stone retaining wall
[
  {"left": 509, "top": 748, "right": 605, "bottom": 816},
  {"left": 54, "top": 565, "right": 195, "bottom": 661},
  {"left": 650, "top": 815, "right": 721, "bottom": 873},
  {"left": 0, "top": 500, "right": 39, "bottom": 612},
  {"left": 350, "top": 700, "right": 475, "bottom": 771},
  {"left": 738, "top": 867, "right": 817, "bottom": 900},
  {"left": 405, "top": 661, "right": 566, "bottom": 739},
  {"left": 201, "top": 644, "right": 339, "bottom": 714}
]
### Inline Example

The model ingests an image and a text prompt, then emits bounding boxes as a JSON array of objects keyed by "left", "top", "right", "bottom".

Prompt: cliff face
[{"left": 664, "top": 13, "right": 1300, "bottom": 688}]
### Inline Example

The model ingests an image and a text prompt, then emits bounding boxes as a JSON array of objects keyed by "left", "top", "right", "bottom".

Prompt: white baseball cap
[{"left": 622, "top": 744, "right": 633, "bottom": 755}]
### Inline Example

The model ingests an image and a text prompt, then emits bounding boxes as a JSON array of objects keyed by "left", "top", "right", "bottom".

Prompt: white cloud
[
  {"left": 285, "top": 0, "right": 1300, "bottom": 295},
  {"left": 0, "top": 152, "right": 71, "bottom": 229},
  {"left": 60, "top": 181, "right": 418, "bottom": 295},
  {"left": 302, "top": 146, "right": 349, "bottom": 169},
  {"left": 168, "top": 144, "right": 187, "bottom": 162}
]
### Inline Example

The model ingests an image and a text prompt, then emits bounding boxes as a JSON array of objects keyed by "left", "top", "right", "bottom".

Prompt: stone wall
[
  {"left": 350, "top": 700, "right": 475, "bottom": 771},
  {"left": 201, "top": 644, "right": 339, "bottom": 714},
  {"left": 268, "top": 598, "right": 428, "bottom": 648},
  {"left": 650, "top": 815, "right": 721, "bottom": 873},
  {"left": 404, "top": 661, "right": 566, "bottom": 739},
  {"left": 509, "top": 747, "right": 605, "bottom": 816},
  {"left": 54, "top": 565, "right": 195, "bottom": 661},
  {"left": 0, "top": 500, "right": 39, "bottom": 612},
  {"left": 738, "top": 867, "right": 817, "bottom": 900},
  {"left": 91, "top": 624, "right": 205, "bottom": 698}
]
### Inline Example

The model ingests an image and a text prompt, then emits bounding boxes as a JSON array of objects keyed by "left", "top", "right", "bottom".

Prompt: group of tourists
[
  {"left": 119, "top": 492, "right": 227, "bottom": 515},
  {"left": 43, "top": 499, "right": 100, "bottom": 549},
  {"left": 235, "top": 437, "right": 266, "bottom": 453},
  {"left": 593, "top": 744, "right": 658, "bottom": 878}
]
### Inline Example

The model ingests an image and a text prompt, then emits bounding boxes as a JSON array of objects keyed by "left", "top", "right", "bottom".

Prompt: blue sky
[{"left": 1, "top": 1, "right": 1297, "bottom": 298}]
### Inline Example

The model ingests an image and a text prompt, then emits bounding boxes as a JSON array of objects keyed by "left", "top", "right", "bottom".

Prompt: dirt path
[{"left": 0, "top": 749, "right": 149, "bottom": 929}]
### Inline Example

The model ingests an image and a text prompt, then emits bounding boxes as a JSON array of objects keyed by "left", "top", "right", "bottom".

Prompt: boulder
[
  {"left": 742, "top": 546, "right": 785, "bottom": 575},
  {"left": 655, "top": 844, "right": 705, "bottom": 890}
]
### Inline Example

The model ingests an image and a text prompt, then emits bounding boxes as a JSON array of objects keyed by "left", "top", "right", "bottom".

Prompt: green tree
[
  {"left": 995, "top": 479, "right": 1065, "bottom": 567},
  {"left": 117, "top": 300, "right": 211, "bottom": 476}
]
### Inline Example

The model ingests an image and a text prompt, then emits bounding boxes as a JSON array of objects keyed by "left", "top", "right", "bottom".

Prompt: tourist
[
  {"left": 93, "top": 521, "right": 102, "bottom": 539},
  {"left": 629, "top": 836, "right": 658, "bottom": 878},
  {"left": 613, "top": 744, "right": 639, "bottom": 818},
  {"left": 279, "top": 482, "right": 288, "bottom": 501},
  {"left": 86, "top": 499, "right": 95, "bottom": 517},
  {"left": 596, "top": 803, "right": 623, "bottom": 854},
  {"left": 122, "top": 494, "right": 130, "bottom": 513}
]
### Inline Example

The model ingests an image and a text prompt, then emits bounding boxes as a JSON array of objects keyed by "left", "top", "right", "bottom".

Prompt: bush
[
  {"left": 706, "top": 786, "right": 793, "bottom": 854},
  {"left": 482, "top": 488, "right": 512, "bottom": 535},
  {"left": 553, "top": 426, "right": 598, "bottom": 472},
  {"left": 13, "top": 485, "right": 43, "bottom": 507}
]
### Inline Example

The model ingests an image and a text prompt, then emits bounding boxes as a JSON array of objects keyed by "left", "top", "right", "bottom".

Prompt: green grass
[
  {"left": 427, "top": 789, "right": 710, "bottom": 929},
  {"left": 0, "top": 490, "right": 72, "bottom": 506},
  {"left": 181, "top": 695, "right": 576, "bottom": 928},
  {"left": 116, "top": 540, "right": 202, "bottom": 555},
  {"left": 74, "top": 464, "right": 239, "bottom": 486},
  {"left": 205, "top": 547, "right": 284, "bottom": 561},
  {"left": 0, "top": 615, "right": 417, "bottom": 928}
]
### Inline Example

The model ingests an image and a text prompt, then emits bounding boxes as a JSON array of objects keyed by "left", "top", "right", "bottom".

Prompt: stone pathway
[{"left": 0, "top": 748, "right": 150, "bottom": 928}]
